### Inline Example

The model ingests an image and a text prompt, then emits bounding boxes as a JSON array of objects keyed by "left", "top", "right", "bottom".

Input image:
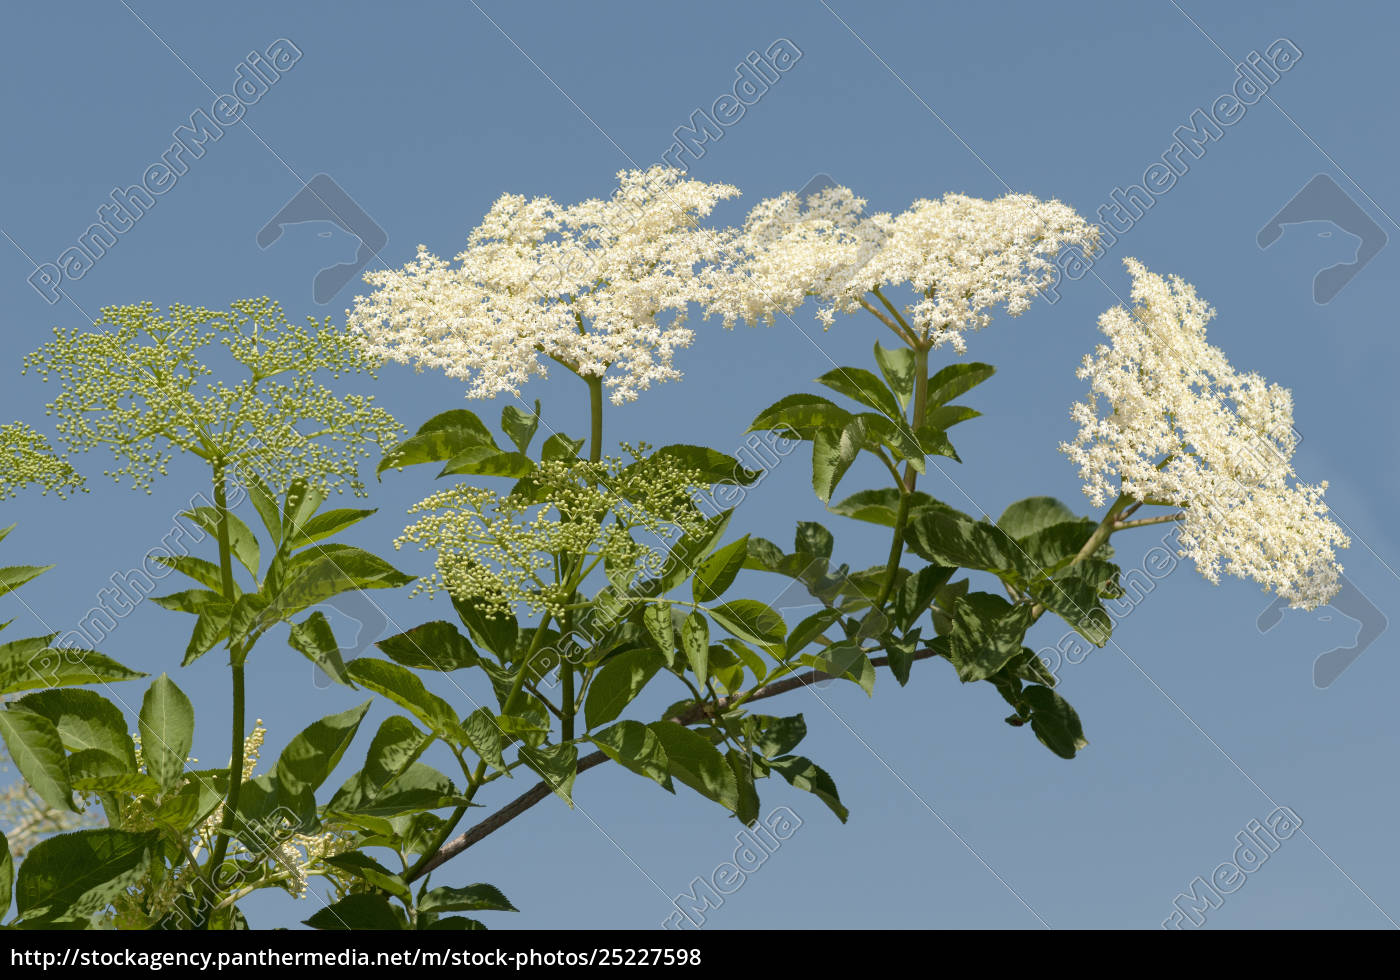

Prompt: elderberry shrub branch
[{"left": 0, "top": 170, "right": 1345, "bottom": 930}]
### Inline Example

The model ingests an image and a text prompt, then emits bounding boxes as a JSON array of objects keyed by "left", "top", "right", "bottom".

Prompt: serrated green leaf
[
  {"left": 926, "top": 362, "right": 995, "bottom": 408},
  {"left": 0, "top": 708, "right": 73, "bottom": 813},
  {"left": 709, "top": 600, "right": 786, "bottom": 646},
  {"left": 680, "top": 612, "right": 709, "bottom": 683},
  {"left": 286, "top": 508, "right": 377, "bottom": 550},
  {"left": 501, "top": 400, "right": 541, "bottom": 453},
  {"left": 768, "top": 755, "right": 848, "bottom": 822},
  {"left": 138, "top": 674, "right": 194, "bottom": 794},
  {"left": 183, "top": 508, "right": 260, "bottom": 579},
  {"left": 303, "top": 892, "right": 404, "bottom": 930},
  {"left": 691, "top": 536, "right": 749, "bottom": 603},
  {"left": 946, "top": 594, "right": 1034, "bottom": 682},
  {"left": 642, "top": 602, "right": 675, "bottom": 667},
  {"left": 811, "top": 425, "right": 860, "bottom": 503},
  {"left": 15, "top": 829, "right": 154, "bottom": 921},
  {"left": 748, "top": 393, "right": 854, "bottom": 441},
  {"left": 816, "top": 366, "right": 904, "bottom": 421},
  {"left": 589, "top": 721, "right": 673, "bottom": 792},
  {"left": 584, "top": 649, "right": 664, "bottom": 731},
  {"left": 0, "top": 636, "right": 146, "bottom": 696},
  {"left": 346, "top": 659, "right": 460, "bottom": 740},
  {"left": 1022, "top": 684, "right": 1089, "bottom": 759},
  {"left": 274, "top": 701, "right": 372, "bottom": 798},
  {"left": 647, "top": 722, "right": 737, "bottom": 813},
  {"left": 873, "top": 342, "right": 917, "bottom": 410},
  {"left": 286, "top": 611, "right": 355, "bottom": 687},
  {"left": 376, "top": 621, "right": 479, "bottom": 671},
  {"left": 518, "top": 742, "right": 578, "bottom": 805},
  {"left": 14, "top": 689, "right": 135, "bottom": 769},
  {"left": 420, "top": 882, "right": 518, "bottom": 914},
  {"left": 0, "top": 564, "right": 53, "bottom": 598}
]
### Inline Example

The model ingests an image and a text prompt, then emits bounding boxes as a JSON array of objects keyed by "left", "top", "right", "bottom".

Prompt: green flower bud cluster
[
  {"left": 22, "top": 298, "right": 403, "bottom": 495},
  {"left": 397, "top": 445, "right": 709, "bottom": 618},
  {"left": 0, "top": 421, "right": 85, "bottom": 500}
]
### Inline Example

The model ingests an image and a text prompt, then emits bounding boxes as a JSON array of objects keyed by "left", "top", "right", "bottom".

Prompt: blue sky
[{"left": 2, "top": 0, "right": 1397, "bottom": 929}]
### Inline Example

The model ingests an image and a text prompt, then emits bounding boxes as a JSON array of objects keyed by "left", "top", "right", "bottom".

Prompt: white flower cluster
[
  {"left": 707, "top": 184, "right": 1099, "bottom": 352},
  {"left": 1062, "top": 260, "right": 1348, "bottom": 609},
  {"left": 348, "top": 167, "right": 740, "bottom": 404}
]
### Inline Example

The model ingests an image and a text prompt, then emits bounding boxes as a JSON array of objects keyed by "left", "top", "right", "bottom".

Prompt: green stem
[
  {"left": 1029, "top": 493, "right": 1133, "bottom": 622},
  {"left": 205, "top": 461, "right": 245, "bottom": 891},
  {"left": 874, "top": 343, "right": 930, "bottom": 608},
  {"left": 403, "top": 758, "right": 487, "bottom": 882},
  {"left": 586, "top": 374, "right": 603, "bottom": 464}
]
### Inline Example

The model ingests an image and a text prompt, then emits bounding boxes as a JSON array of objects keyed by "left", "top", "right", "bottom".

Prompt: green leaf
[
  {"left": 926, "top": 362, "right": 995, "bottom": 408},
  {"left": 0, "top": 564, "right": 54, "bottom": 598},
  {"left": 946, "top": 594, "right": 1034, "bottom": 682},
  {"left": 786, "top": 608, "right": 841, "bottom": 655},
  {"left": 286, "top": 612, "right": 355, "bottom": 688},
  {"left": 748, "top": 393, "right": 854, "bottom": 440},
  {"left": 183, "top": 508, "right": 260, "bottom": 578},
  {"left": 815, "top": 641, "right": 876, "bottom": 694},
  {"left": 691, "top": 536, "right": 749, "bottom": 603},
  {"left": 873, "top": 342, "right": 917, "bottom": 410},
  {"left": 639, "top": 444, "right": 760, "bottom": 486},
  {"left": 461, "top": 708, "right": 509, "bottom": 772},
  {"left": 0, "top": 635, "right": 146, "bottom": 696},
  {"left": 346, "top": 659, "right": 460, "bottom": 740},
  {"left": 923, "top": 405, "right": 981, "bottom": 431},
  {"left": 997, "top": 497, "right": 1080, "bottom": 541},
  {"left": 150, "top": 792, "right": 202, "bottom": 834},
  {"left": 1032, "top": 564, "right": 1114, "bottom": 647},
  {"left": 0, "top": 829, "right": 12, "bottom": 920},
  {"left": 589, "top": 721, "right": 674, "bottom": 792},
  {"left": 148, "top": 588, "right": 225, "bottom": 616},
  {"left": 501, "top": 399, "right": 541, "bottom": 453},
  {"left": 811, "top": 425, "right": 860, "bottom": 503},
  {"left": 70, "top": 769, "right": 160, "bottom": 797},
  {"left": 828, "top": 488, "right": 957, "bottom": 528},
  {"left": 422, "top": 916, "right": 487, "bottom": 930},
  {"left": 518, "top": 742, "right": 578, "bottom": 805},
  {"left": 286, "top": 508, "right": 377, "bottom": 550},
  {"left": 182, "top": 607, "right": 231, "bottom": 666},
  {"left": 241, "top": 471, "right": 283, "bottom": 547},
  {"left": 727, "top": 748, "right": 760, "bottom": 826},
  {"left": 322, "top": 852, "right": 410, "bottom": 902},
  {"left": 647, "top": 722, "right": 738, "bottom": 813},
  {"left": 680, "top": 612, "right": 709, "bottom": 683},
  {"left": 709, "top": 600, "right": 786, "bottom": 646},
  {"left": 419, "top": 883, "right": 518, "bottom": 914},
  {"left": 816, "top": 366, "right": 904, "bottom": 421},
  {"left": 904, "top": 510, "right": 1023, "bottom": 576},
  {"left": 541, "top": 432, "right": 585, "bottom": 462},
  {"left": 138, "top": 674, "right": 194, "bottom": 794},
  {"left": 748, "top": 714, "right": 807, "bottom": 758},
  {"left": 331, "top": 715, "right": 433, "bottom": 812},
  {"left": 262, "top": 547, "right": 413, "bottom": 624},
  {"left": 642, "top": 603, "right": 675, "bottom": 668},
  {"left": 15, "top": 829, "right": 154, "bottom": 921},
  {"left": 1022, "top": 685, "right": 1089, "bottom": 759},
  {"left": 452, "top": 593, "right": 518, "bottom": 659},
  {"left": 274, "top": 701, "right": 372, "bottom": 798},
  {"left": 379, "top": 409, "right": 498, "bottom": 476},
  {"left": 376, "top": 621, "right": 479, "bottom": 672},
  {"left": 794, "top": 522, "right": 835, "bottom": 561},
  {"left": 281, "top": 479, "right": 327, "bottom": 541},
  {"left": 768, "top": 755, "right": 848, "bottom": 822},
  {"left": 642, "top": 509, "right": 734, "bottom": 597},
  {"left": 892, "top": 564, "right": 954, "bottom": 632},
  {"left": 151, "top": 555, "right": 229, "bottom": 594},
  {"left": 440, "top": 449, "right": 535, "bottom": 479},
  {"left": 0, "top": 708, "right": 73, "bottom": 813},
  {"left": 303, "top": 893, "right": 404, "bottom": 930},
  {"left": 584, "top": 649, "right": 664, "bottom": 731},
  {"left": 13, "top": 689, "right": 136, "bottom": 769}
]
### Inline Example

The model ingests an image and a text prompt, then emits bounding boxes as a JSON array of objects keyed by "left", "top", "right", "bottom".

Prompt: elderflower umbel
[
  {"left": 0, "top": 422, "right": 84, "bottom": 500},
  {"left": 397, "top": 447, "right": 709, "bottom": 618},
  {"left": 348, "top": 167, "right": 740, "bottom": 404},
  {"left": 708, "top": 185, "right": 1100, "bottom": 352},
  {"left": 23, "top": 299, "right": 403, "bottom": 495},
  {"left": 1061, "top": 259, "right": 1347, "bottom": 609}
]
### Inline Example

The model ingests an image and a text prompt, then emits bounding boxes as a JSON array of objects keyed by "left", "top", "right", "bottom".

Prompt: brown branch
[{"left": 407, "top": 647, "right": 942, "bottom": 881}]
